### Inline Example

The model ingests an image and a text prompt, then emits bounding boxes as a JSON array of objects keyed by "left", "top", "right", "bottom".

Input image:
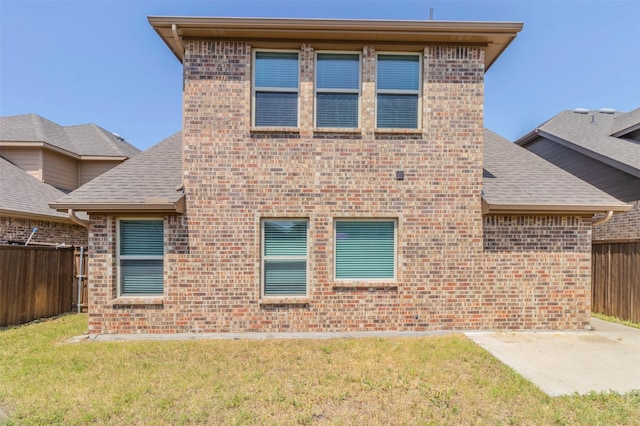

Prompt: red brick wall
[
  {"left": 593, "top": 201, "right": 640, "bottom": 241},
  {"left": 0, "top": 216, "right": 87, "bottom": 247},
  {"left": 85, "top": 41, "right": 592, "bottom": 334},
  {"left": 483, "top": 216, "right": 592, "bottom": 330}
]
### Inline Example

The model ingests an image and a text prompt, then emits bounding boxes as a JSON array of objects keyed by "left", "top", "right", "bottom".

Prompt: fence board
[
  {"left": 0, "top": 245, "right": 75, "bottom": 327},
  {"left": 592, "top": 242, "right": 640, "bottom": 323}
]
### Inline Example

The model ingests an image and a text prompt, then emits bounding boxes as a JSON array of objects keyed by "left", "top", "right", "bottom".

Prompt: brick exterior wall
[
  {"left": 85, "top": 41, "right": 593, "bottom": 334},
  {"left": 593, "top": 200, "right": 640, "bottom": 241},
  {"left": 483, "top": 216, "right": 592, "bottom": 329},
  {"left": 0, "top": 216, "right": 87, "bottom": 246}
]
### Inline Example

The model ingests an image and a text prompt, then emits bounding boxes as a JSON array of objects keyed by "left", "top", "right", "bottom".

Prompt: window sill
[
  {"left": 374, "top": 128, "right": 423, "bottom": 135},
  {"left": 333, "top": 282, "right": 398, "bottom": 290},
  {"left": 250, "top": 127, "right": 300, "bottom": 133},
  {"left": 111, "top": 297, "right": 164, "bottom": 306},
  {"left": 259, "top": 297, "right": 310, "bottom": 305},
  {"left": 313, "top": 128, "right": 362, "bottom": 134}
]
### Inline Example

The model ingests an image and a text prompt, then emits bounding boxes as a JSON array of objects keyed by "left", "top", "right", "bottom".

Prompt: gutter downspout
[
  {"left": 68, "top": 209, "right": 90, "bottom": 229},
  {"left": 592, "top": 210, "right": 614, "bottom": 226}
]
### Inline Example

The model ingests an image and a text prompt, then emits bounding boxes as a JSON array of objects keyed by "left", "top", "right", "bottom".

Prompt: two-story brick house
[{"left": 53, "top": 17, "right": 629, "bottom": 334}]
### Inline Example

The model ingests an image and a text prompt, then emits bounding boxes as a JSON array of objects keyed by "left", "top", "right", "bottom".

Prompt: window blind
[
  {"left": 377, "top": 55, "right": 419, "bottom": 129},
  {"left": 263, "top": 220, "right": 307, "bottom": 296},
  {"left": 316, "top": 53, "right": 359, "bottom": 128},
  {"left": 335, "top": 221, "right": 395, "bottom": 279},
  {"left": 119, "top": 220, "right": 164, "bottom": 296}
]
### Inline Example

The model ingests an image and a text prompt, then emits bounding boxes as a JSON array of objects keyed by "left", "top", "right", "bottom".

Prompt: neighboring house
[
  {"left": 516, "top": 108, "right": 640, "bottom": 242},
  {"left": 0, "top": 157, "right": 87, "bottom": 246},
  {"left": 52, "top": 17, "right": 629, "bottom": 335},
  {"left": 0, "top": 114, "right": 140, "bottom": 245}
]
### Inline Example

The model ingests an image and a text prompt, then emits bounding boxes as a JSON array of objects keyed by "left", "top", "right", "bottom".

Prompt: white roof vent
[
  {"left": 599, "top": 108, "right": 616, "bottom": 114},
  {"left": 111, "top": 132, "right": 125, "bottom": 141},
  {"left": 573, "top": 108, "right": 590, "bottom": 114}
]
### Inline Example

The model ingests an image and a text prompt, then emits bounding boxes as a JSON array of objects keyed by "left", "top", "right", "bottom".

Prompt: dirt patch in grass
[{"left": 1, "top": 314, "right": 639, "bottom": 425}]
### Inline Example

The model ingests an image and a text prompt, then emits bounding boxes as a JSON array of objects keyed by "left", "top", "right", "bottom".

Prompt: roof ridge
[{"left": 29, "top": 113, "right": 48, "bottom": 142}]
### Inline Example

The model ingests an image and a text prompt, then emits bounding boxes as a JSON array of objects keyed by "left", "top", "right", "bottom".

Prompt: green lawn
[{"left": 1, "top": 314, "right": 639, "bottom": 425}]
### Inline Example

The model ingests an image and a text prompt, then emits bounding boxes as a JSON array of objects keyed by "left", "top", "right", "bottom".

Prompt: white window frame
[
  {"left": 261, "top": 218, "right": 309, "bottom": 298},
  {"left": 116, "top": 217, "right": 164, "bottom": 297},
  {"left": 375, "top": 52, "right": 422, "bottom": 129},
  {"left": 333, "top": 218, "right": 398, "bottom": 282},
  {"left": 314, "top": 51, "right": 362, "bottom": 128},
  {"left": 252, "top": 49, "right": 301, "bottom": 127}
]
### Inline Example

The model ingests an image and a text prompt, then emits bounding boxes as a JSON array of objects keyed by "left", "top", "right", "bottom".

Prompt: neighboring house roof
[
  {"left": 0, "top": 156, "right": 77, "bottom": 222},
  {"left": 610, "top": 107, "right": 640, "bottom": 137},
  {"left": 50, "top": 132, "right": 184, "bottom": 213},
  {"left": 149, "top": 16, "right": 523, "bottom": 71},
  {"left": 0, "top": 113, "right": 140, "bottom": 159},
  {"left": 516, "top": 109, "right": 640, "bottom": 178},
  {"left": 64, "top": 124, "right": 141, "bottom": 158},
  {"left": 482, "top": 129, "right": 630, "bottom": 215}
]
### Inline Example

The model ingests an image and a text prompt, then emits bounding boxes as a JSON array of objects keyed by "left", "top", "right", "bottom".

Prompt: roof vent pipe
[
  {"left": 599, "top": 108, "right": 616, "bottom": 114},
  {"left": 573, "top": 108, "right": 589, "bottom": 114}
]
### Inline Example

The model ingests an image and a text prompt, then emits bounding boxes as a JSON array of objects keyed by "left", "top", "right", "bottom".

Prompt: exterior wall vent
[{"left": 573, "top": 108, "right": 589, "bottom": 114}]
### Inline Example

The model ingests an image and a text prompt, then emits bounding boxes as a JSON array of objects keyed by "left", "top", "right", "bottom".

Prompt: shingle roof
[
  {"left": 610, "top": 107, "right": 640, "bottom": 137},
  {"left": 64, "top": 123, "right": 141, "bottom": 157},
  {"left": 0, "top": 113, "right": 140, "bottom": 158},
  {"left": 0, "top": 156, "right": 72, "bottom": 221},
  {"left": 51, "top": 132, "right": 183, "bottom": 212},
  {"left": 483, "top": 129, "right": 630, "bottom": 213},
  {"left": 517, "top": 109, "right": 640, "bottom": 176}
]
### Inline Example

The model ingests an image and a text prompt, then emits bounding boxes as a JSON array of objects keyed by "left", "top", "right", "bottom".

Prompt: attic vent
[
  {"left": 111, "top": 132, "right": 125, "bottom": 141},
  {"left": 599, "top": 108, "right": 616, "bottom": 114},
  {"left": 432, "top": 46, "right": 469, "bottom": 60},
  {"left": 573, "top": 108, "right": 589, "bottom": 114}
]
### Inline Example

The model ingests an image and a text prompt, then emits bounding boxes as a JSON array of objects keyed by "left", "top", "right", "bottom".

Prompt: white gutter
[
  {"left": 592, "top": 210, "right": 614, "bottom": 226},
  {"left": 68, "top": 209, "right": 90, "bottom": 228}
]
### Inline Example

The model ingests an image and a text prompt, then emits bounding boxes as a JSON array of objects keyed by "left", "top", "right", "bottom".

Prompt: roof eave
[
  {"left": 514, "top": 129, "right": 539, "bottom": 146},
  {"left": 0, "top": 209, "right": 74, "bottom": 224},
  {"left": 611, "top": 122, "right": 640, "bottom": 138},
  {"left": 481, "top": 199, "right": 632, "bottom": 215},
  {"left": 49, "top": 195, "right": 185, "bottom": 214},
  {"left": 149, "top": 16, "right": 523, "bottom": 71},
  {"left": 536, "top": 130, "right": 640, "bottom": 178}
]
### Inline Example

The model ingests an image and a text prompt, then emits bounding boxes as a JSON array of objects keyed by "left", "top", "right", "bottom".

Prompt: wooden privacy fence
[
  {"left": 592, "top": 240, "right": 640, "bottom": 323},
  {"left": 0, "top": 245, "right": 88, "bottom": 328}
]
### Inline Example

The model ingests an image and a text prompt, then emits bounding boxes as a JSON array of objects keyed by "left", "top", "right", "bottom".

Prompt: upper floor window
[
  {"left": 253, "top": 51, "right": 299, "bottom": 127},
  {"left": 315, "top": 53, "right": 360, "bottom": 128},
  {"left": 376, "top": 54, "right": 420, "bottom": 129}
]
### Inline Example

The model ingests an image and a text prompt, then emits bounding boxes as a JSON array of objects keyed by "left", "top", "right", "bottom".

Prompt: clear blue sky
[{"left": 1, "top": 0, "right": 638, "bottom": 150}]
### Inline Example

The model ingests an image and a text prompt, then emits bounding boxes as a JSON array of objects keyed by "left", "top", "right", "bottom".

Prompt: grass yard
[{"left": 1, "top": 315, "right": 639, "bottom": 425}]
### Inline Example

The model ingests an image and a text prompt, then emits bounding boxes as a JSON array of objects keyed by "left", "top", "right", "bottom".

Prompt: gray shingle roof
[
  {"left": 518, "top": 109, "right": 640, "bottom": 175},
  {"left": 0, "top": 113, "right": 140, "bottom": 158},
  {"left": 64, "top": 123, "right": 141, "bottom": 157},
  {"left": 610, "top": 107, "right": 640, "bottom": 137},
  {"left": 483, "top": 129, "right": 629, "bottom": 212},
  {"left": 0, "top": 156, "right": 71, "bottom": 220},
  {"left": 52, "top": 132, "right": 183, "bottom": 210}
]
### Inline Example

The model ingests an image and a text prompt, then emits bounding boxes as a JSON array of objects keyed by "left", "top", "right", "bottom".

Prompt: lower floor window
[
  {"left": 335, "top": 220, "right": 396, "bottom": 280},
  {"left": 118, "top": 219, "right": 164, "bottom": 296},
  {"left": 262, "top": 219, "right": 308, "bottom": 296}
]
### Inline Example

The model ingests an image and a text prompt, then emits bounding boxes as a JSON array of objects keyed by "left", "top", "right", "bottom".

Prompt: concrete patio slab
[{"left": 465, "top": 318, "right": 640, "bottom": 396}]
